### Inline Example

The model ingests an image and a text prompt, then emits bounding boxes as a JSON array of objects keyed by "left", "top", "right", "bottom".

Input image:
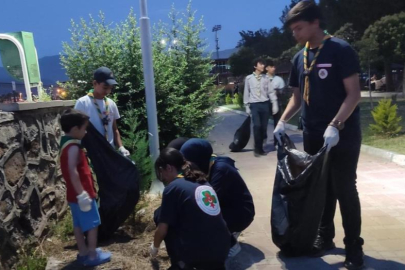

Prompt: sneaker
[
  {"left": 76, "top": 248, "right": 101, "bottom": 263},
  {"left": 254, "top": 150, "right": 266, "bottom": 157},
  {"left": 309, "top": 235, "right": 336, "bottom": 257},
  {"left": 228, "top": 242, "right": 242, "bottom": 257},
  {"left": 344, "top": 238, "right": 365, "bottom": 270},
  {"left": 83, "top": 249, "right": 111, "bottom": 267}
]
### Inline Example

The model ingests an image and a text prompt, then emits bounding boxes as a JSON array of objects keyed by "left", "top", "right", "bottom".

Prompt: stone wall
[{"left": 0, "top": 101, "right": 74, "bottom": 268}]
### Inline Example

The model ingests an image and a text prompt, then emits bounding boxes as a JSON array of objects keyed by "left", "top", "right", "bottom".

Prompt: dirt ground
[{"left": 42, "top": 195, "right": 171, "bottom": 270}]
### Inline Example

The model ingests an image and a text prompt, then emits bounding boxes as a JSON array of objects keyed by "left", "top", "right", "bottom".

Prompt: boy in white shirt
[
  {"left": 265, "top": 60, "right": 286, "bottom": 146},
  {"left": 74, "top": 67, "right": 130, "bottom": 157}
]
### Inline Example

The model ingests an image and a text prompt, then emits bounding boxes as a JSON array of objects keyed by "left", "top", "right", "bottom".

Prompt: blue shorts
[{"left": 69, "top": 200, "right": 101, "bottom": 233}]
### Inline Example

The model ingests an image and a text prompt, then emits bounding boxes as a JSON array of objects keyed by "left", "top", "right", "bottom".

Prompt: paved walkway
[{"left": 209, "top": 110, "right": 405, "bottom": 270}]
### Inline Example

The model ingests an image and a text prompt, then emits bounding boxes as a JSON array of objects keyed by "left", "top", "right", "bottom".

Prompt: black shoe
[
  {"left": 344, "top": 238, "right": 365, "bottom": 270},
  {"left": 254, "top": 150, "right": 266, "bottom": 157},
  {"left": 309, "top": 235, "right": 336, "bottom": 257}
]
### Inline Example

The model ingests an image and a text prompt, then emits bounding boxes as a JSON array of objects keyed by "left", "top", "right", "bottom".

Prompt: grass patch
[
  {"left": 49, "top": 211, "right": 74, "bottom": 241},
  {"left": 15, "top": 240, "right": 47, "bottom": 270},
  {"left": 359, "top": 100, "right": 405, "bottom": 154},
  {"left": 16, "top": 255, "right": 47, "bottom": 270}
]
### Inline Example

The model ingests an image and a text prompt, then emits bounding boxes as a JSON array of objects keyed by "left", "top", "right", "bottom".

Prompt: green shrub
[
  {"left": 370, "top": 99, "right": 402, "bottom": 136},
  {"left": 121, "top": 108, "right": 153, "bottom": 191},
  {"left": 60, "top": 2, "right": 219, "bottom": 147},
  {"left": 232, "top": 93, "right": 239, "bottom": 105},
  {"left": 225, "top": 94, "right": 232, "bottom": 105},
  {"left": 236, "top": 92, "right": 244, "bottom": 108}
]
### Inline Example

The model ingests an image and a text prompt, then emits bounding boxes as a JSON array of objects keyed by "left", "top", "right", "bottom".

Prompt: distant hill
[{"left": 0, "top": 55, "right": 69, "bottom": 85}]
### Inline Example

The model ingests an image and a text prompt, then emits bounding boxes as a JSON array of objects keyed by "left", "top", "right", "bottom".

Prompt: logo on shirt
[
  {"left": 195, "top": 186, "right": 220, "bottom": 216},
  {"left": 319, "top": 69, "right": 328, "bottom": 79}
]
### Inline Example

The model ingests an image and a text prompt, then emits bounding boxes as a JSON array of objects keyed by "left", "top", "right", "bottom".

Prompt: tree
[
  {"left": 362, "top": 12, "right": 405, "bottom": 93},
  {"left": 356, "top": 37, "right": 380, "bottom": 108},
  {"left": 319, "top": 0, "right": 405, "bottom": 35},
  {"left": 229, "top": 47, "right": 255, "bottom": 76},
  {"left": 277, "top": 44, "right": 303, "bottom": 63},
  {"left": 333, "top": 23, "right": 360, "bottom": 48},
  {"left": 60, "top": 1, "right": 220, "bottom": 150}
]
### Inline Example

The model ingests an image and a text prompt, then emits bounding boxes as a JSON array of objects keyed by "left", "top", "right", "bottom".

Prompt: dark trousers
[
  {"left": 250, "top": 101, "right": 270, "bottom": 152},
  {"left": 265, "top": 98, "right": 282, "bottom": 144},
  {"left": 303, "top": 129, "right": 362, "bottom": 243}
]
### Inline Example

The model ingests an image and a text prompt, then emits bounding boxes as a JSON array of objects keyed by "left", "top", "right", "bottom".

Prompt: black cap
[{"left": 93, "top": 67, "right": 118, "bottom": 86}]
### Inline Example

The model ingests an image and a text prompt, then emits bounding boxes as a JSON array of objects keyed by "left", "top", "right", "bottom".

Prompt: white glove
[
  {"left": 245, "top": 105, "right": 251, "bottom": 115},
  {"left": 76, "top": 191, "right": 92, "bottom": 212},
  {"left": 323, "top": 126, "right": 340, "bottom": 152},
  {"left": 273, "top": 121, "right": 286, "bottom": 145},
  {"left": 119, "top": 146, "right": 130, "bottom": 157},
  {"left": 150, "top": 242, "right": 159, "bottom": 258},
  {"left": 272, "top": 102, "right": 279, "bottom": 115}
]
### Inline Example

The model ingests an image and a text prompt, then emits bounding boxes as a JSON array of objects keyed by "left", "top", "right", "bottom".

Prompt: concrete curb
[
  {"left": 218, "top": 105, "right": 405, "bottom": 167},
  {"left": 361, "top": 144, "right": 405, "bottom": 166}
]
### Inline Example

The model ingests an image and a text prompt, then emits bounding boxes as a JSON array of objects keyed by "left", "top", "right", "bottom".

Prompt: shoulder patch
[{"left": 195, "top": 186, "right": 220, "bottom": 216}]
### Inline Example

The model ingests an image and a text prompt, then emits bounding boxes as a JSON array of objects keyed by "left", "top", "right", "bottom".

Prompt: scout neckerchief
[
  {"left": 253, "top": 72, "right": 262, "bottom": 97},
  {"left": 208, "top": 154, "right": 218, "bottom": 177},
  {"left": 87, "top": 90, "right": 109, "bottom": 140},
  {"left": 59, "top": 136, "right": 81, "bottom": 159},
  {"left": 303, "top": 34, "right": 332, "bottom": 105}
]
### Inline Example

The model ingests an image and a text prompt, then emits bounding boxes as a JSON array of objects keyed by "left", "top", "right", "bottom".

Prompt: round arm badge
[
  {"left": 319, "top": 69, "right": 328, "bottom": 79},
  {"left": 195, "top": 186, "right": 221, "bottom": 216}
]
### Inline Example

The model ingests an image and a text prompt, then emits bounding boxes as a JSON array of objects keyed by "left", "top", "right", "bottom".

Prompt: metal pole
[
  {"left": 0, "top": 34, "right": 32, "bottom": 102},
  {"left": 139, "top": 0, "right": 163, "bottom": 194},
  {"left": 368, "top": 59, "right": 373, "bottom": 110},
  {"left": 215, "top": 31, "right": 220, "bottom": 85}
]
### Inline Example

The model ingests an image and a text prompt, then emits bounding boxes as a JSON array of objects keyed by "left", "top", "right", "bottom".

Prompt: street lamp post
[
  {"left": 139, "top": 0, "right": 163, "bottom": 193},
  {"left": 212, "top": 25, "right": 222, "bottom": 85}
]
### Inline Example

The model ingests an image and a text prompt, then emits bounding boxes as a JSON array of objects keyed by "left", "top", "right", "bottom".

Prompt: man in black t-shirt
[{"left": 274, "top": 1, "right": 364, "bottom": 269}]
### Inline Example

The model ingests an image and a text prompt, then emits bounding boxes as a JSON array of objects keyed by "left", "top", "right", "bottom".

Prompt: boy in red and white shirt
[{"left": 60, "top": 109, "right": 111, "bottom": 267}]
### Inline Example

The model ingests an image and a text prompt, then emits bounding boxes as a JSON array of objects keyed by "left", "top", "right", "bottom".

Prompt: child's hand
[
  {"left": 118, "top": 146, "right": 130, "bottom": 157},
  {"left": 150, "top": 242, "right": 159, "bottom": 258},
  {"left": 77, "top": 191, "right": 92, "bottom": 212}
]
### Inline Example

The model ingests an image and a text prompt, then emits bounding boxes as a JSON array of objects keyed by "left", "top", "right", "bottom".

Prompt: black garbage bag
[
  {"left": 271, "top": 134, "right": 328, "bottom": 256},
  {"left": 82, "top": 123, "right": 140, "bottom": 240},
  {"left": 229, "top": 116, "right": 251, "bottom": 152}
]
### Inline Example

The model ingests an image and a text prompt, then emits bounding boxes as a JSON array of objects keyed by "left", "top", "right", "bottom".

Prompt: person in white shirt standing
[
  {"left": 265, "top": 60, "right": 286, "bottom": 146},
  {"left": 243, "top": 58, "right": 270, "bottom": 157},
  {"left": 74, "top": 67, "right": 130, "bottom": 157}
]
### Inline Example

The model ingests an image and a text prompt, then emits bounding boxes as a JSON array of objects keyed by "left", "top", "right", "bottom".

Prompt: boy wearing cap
[{"left": 75, "top": 67, "right": 130, "bottom": 157}]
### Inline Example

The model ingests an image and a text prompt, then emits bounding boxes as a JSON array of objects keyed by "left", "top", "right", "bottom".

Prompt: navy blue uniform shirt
[
  {"left": 289, "top": 37, "right": 361, "bottom": 135},
  {"left": 159, "top": 177, "right": 231, "bottom": 264},
  {"left": 210, "top": 157, "right": 255, "bottom": 233}
]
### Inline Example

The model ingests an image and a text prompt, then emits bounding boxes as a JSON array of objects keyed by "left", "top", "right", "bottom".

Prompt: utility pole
[
  {"left": 212, "top": 25, "right": 222, "bottom": 85},
  {"left": 139, "top": 0, "right": 163, "bottom": 194}
]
